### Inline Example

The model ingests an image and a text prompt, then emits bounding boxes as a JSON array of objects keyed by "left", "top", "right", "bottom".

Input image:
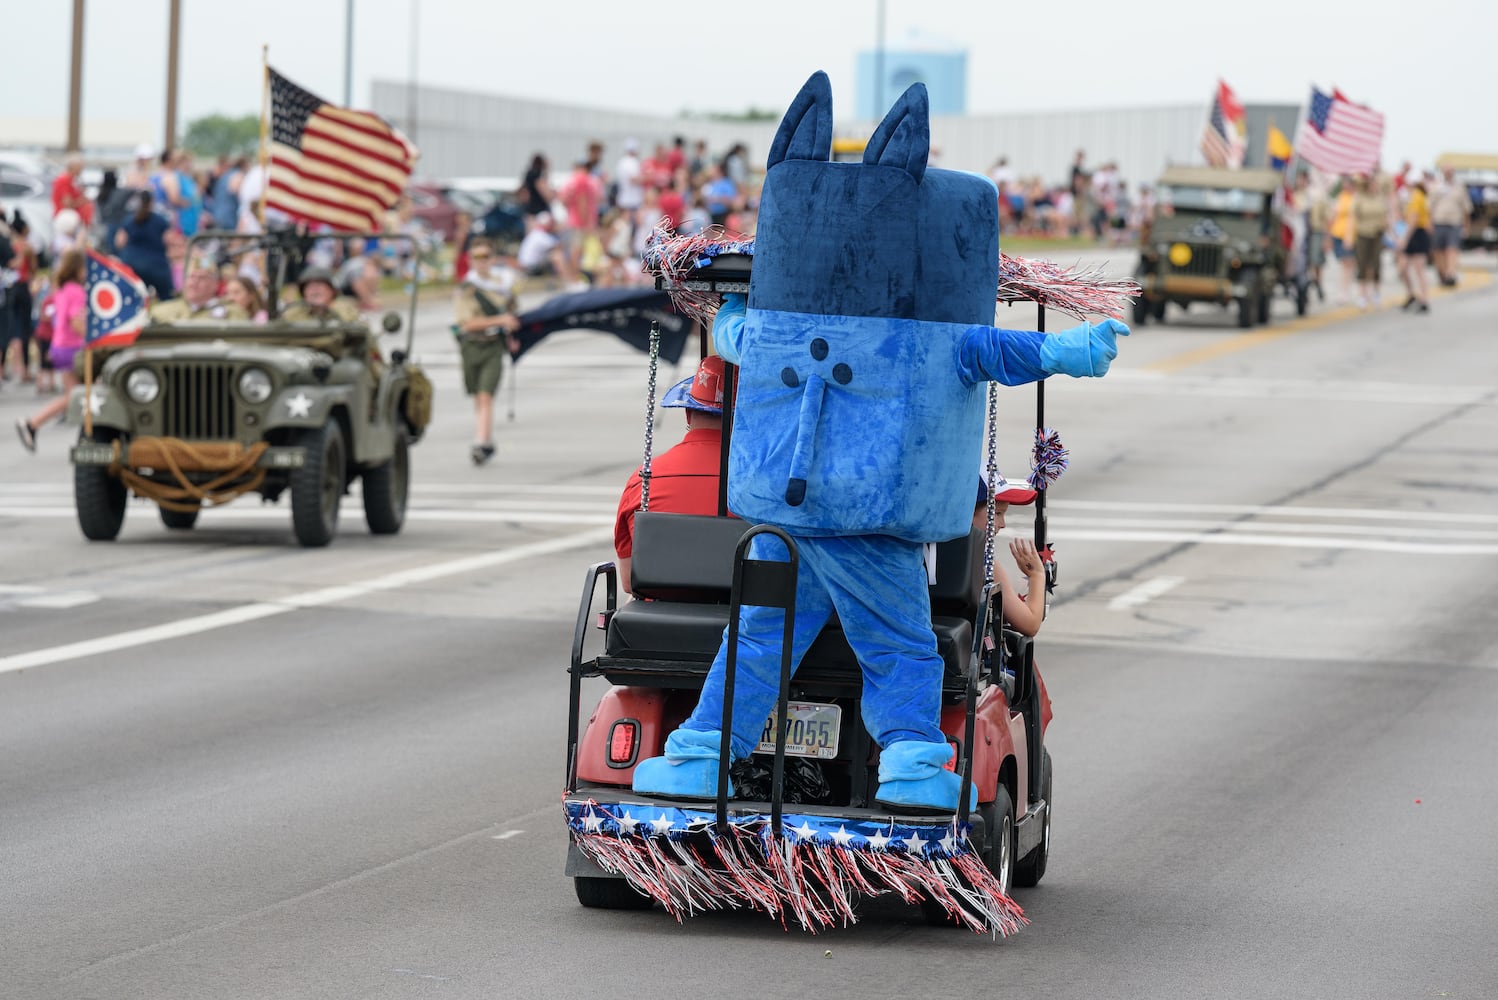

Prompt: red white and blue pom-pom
[
  {"left": 566, "top": 800, "right": 1026, "bottom": 936},
  {"left": 1029, "top": 427, "right": 1069, "bottom": 491}
]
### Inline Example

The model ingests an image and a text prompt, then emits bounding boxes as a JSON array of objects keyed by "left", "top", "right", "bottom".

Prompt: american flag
[
  {"left": 266, "top": 68, "right": 417, "bottom": 232},
  {"left": 1294, "top": 87, "right": 1384, "bottom": 176},
  {"left": 1200, "top": 80, "right": 1246, "bottom": 169}
]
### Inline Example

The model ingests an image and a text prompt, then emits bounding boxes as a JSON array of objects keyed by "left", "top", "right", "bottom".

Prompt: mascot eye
[
  {"left": 809, "top": 338, "right": 829, "bottom": 361},
  {"left": 781, "top": 367, "right": 800, "bottom": 388},
  {"left": 832, "top": 363, "right": 853, "bottom": 385}
]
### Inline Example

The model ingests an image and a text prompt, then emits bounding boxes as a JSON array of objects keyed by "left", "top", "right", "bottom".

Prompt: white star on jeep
[
  {"left": 830, "top": 825, "right": 855, "bottom": 848},
  {"left": 285, "top": 392, "right": 312, "bottom": 418},
  {"left": 866, "top": 827, "right": 891, "bottom": 852},
  {"left": 617, "top": 810, "right": 640, "bottom": 835},
  {"left": 902, "top": 830, "right": 927, "bottom": 855},
  {"left": 649, "top": 813, "right": 675, "bottom": 835},
  {"left": 582, "top": 809, "right": 603, "bottom": 833},
  {"left": 88, "top": 388, "right": 106, "bottom": 415}
]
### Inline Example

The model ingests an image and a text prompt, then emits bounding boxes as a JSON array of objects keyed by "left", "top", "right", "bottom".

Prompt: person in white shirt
[{"left": 516, "top": 213, "right": 579, "bottom": 284}]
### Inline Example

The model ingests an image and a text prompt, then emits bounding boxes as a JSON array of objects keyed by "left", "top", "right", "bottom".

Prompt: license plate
[
  {"left": 755, "top": 701, "right": 841, "bottom": 759},
  {"left": 70, "top": 443, "right": 116, "bottom": 465}
]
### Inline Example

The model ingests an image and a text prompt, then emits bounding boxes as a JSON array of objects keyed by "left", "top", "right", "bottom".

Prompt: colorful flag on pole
[
  {"left": 1293, "top": 87, "right": 1384, "bottom": 176},
  {"left": 85, "top": 251, "right": 149, "bottom": 348},
  {"left": 266, "top": 67, "right": 418, "bottom": 232},
  {"left": 1267, "top": 126, "right": 1293, "bottom": 171},
  {"left": 1200, "top": 80, "right": 1247, "bottom": 168}
]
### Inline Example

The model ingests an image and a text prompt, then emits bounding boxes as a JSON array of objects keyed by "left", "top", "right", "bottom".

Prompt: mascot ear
[
  {"left": 767, "top": 71, "right": 833, "bottom": 169},
  {"left": 863, "top": 82, "right": 929, "bottom": 184}
]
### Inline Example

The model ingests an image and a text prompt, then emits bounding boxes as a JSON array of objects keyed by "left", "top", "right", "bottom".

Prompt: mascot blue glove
[{"left": 632, "top": 72, "right": 1128, "bottom": 811}]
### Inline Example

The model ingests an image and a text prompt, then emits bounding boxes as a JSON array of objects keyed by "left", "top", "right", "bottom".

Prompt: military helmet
[{"left": 297, "top": 267, "right": 338, "bottom": 295}]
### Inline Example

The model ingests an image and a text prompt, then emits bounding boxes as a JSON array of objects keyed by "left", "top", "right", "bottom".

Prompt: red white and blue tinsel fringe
[
  {"left": 642, "top": 224, "right": 1140, "bottom": 326},
  {"left": 566, "top": 800, "right": 1027, "bottom": 936},
  {"left": 1029, "top": 427, "right": 1069, "bottom": 490}
]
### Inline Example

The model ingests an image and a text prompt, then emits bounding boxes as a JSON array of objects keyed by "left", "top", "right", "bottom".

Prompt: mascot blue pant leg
[{"left": 631, "top": 534, "right": 974, "bottom": 811}]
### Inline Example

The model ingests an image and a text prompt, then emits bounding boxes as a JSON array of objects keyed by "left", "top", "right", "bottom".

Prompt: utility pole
[
  {"left": 164, "top": 0, "right": 181, "bottom": 152},
  {"left": 343, "top": 0, "right": 354, "bottom": 106},
  {"left": 405, "top": 0, "right": 418, "bottom": 145},
  {"left": 67, "top": 0, "right": 85, "bottom": 153}
]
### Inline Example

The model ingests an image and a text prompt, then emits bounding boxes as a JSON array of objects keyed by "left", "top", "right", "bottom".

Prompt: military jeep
[
  {"left": 68, "top": 230, "right": 432, "bottom": 547},
  {"left": 1134, "top": 166, "right": 1289, "bottom": 328}
]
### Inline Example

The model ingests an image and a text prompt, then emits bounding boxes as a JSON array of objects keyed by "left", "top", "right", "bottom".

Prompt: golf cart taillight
[{"left": 608, "top": 720, "right": 640, "bottom": 767}]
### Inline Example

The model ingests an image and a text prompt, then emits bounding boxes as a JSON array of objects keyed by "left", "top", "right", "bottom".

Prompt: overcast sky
[{"left": 9, "top": 0, "right": 1493, "bottom": 173}]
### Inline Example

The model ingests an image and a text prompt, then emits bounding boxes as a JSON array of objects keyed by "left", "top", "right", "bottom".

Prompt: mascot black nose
[{"left": 786, "top": 478, "right": 808, "bottom": 506}]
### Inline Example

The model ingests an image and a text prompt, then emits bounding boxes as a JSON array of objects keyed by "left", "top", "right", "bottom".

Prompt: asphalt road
[{"left": 2, "top": 256, "right": 1496, "bottom": 1000}]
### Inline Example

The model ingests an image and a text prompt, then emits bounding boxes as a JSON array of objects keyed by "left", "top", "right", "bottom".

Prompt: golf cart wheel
[
  {"left": 290, "top": 421, "right": 345, "bottom": 548},
  {"left": 74, "top": 430, "right": 127, "bottom": 541},
  {"left": 159, "top": 505, "right": 200, "bottom": 530},
  {"left": 574, "top": 876, "right": 653, "bottom": 910},
  {"left": 1014, "top": 749, "right": 1052, "bottom": 887},
  {"left": 921, "top": 785, "right": 1015, "bottom": 927},
  {"left": 362, "top": 434, "right": 409, "bottom": 535}
]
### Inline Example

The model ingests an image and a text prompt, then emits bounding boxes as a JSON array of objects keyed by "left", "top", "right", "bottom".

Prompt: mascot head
[{"left": 750, "top": 71, "right": 1000, "bottom": 326}]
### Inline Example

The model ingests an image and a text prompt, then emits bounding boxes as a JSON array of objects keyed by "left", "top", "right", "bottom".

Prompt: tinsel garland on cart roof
[{"left": 642, "top": 225, "right": 1141, "bottom": 328}]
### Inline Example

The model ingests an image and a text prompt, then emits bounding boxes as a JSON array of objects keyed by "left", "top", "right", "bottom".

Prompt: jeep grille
[
  {"left": 1168, "top": 245, "right": 1223, "bottom": 278},
  {"left": 160, "top": 363, "right": 237, "bottom": 439}
]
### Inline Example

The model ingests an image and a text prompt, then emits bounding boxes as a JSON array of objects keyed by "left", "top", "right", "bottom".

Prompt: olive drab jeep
[
  {"left": 67, "top": 230, "right": 433, "bottom": 547},
  {"left": 1134, "top": 166, "right": 1290, "bottom": 328},
  {"left": 1435, "top": 152, "right": 1498, "bottom": 251}
]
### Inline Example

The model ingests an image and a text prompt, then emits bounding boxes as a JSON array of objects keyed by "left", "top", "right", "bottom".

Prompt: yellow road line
[{"left": 1143, "top": 267, "right": 1494, "bottom": 374}]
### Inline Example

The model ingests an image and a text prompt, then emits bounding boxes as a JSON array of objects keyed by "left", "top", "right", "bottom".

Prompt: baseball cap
[
  {"left": 623, "top": 138, "right": 640, "bottom": 153},
  {"left": 976, "top": 467, "right": 1037, "bottom": 507},
  {"left": 661, "top": 355, "right": 726, "bottom": 413},
  {"left": 134, "top": 143, "right": 156, "bottom": 161}
]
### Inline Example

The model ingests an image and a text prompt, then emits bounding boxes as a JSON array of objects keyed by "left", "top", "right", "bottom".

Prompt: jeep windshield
[{"left": 1159, "top": 185, "right": 1268, "bottom": 214}]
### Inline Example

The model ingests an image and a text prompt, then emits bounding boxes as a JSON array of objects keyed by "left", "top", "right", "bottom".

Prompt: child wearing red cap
[{"left": 973, "top": 469, "right": 1047, "bottom": 637}]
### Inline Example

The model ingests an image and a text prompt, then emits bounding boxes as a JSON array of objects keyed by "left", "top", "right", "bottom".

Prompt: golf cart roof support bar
[{"left": 719, "top": 524, "right": 800, "bottom": 837}]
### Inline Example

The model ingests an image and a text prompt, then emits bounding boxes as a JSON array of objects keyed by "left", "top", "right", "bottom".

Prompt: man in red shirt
[
  {"left": 51, "top": 156, "right": 94, "bottom": 226},
  {"left": 614, "top": 355, "right": 727, "bottom": 595}
]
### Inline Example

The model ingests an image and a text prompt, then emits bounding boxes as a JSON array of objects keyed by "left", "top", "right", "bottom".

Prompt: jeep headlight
[
  {"left": 125, "top": 368, "right": 160, "bottom": 404},
  {"left": 238, "top": 367, "right": 273, "bottom": 404}
]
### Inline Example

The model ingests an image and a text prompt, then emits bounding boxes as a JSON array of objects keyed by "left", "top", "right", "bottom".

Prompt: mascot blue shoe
[
  {"left": 631, "top": 729, "right": 733, "bottom": 800},
  {"left": 874, "top": 740, "right": 978, "bottom": 811}
]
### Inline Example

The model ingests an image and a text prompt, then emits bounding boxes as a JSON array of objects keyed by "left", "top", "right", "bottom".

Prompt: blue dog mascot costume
[{"left": 632, "top": 72, "right": 1127, "bottom": 811}]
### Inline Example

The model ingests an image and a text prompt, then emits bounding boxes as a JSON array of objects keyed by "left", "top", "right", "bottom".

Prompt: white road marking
[
  {"left": 491, "top": 830, "right": 524, "bottom": 840},
  {"left": 0, "top": 505, "right": 613, "bottom": 526},
  {"left": 1053, "top": 529, "right": 1498, "bottom": 556},
  {"left": 16, "top": 590, "right": 100, "bottom": 610},
  {"left": 1052, "top": 499, "right": 1498, "bottom": 525},
  {"left": 1108, "top": 576, "right": 1186, "bottom": 611},
  {"left": 0, "top": 584, "right": 45, "bottom": 595},
  {"left": 1098, "top": 370, "right": 1498, "bottom": 407},
  {"left": 0, "top": 527, "right": 612, "bottom": 675}
]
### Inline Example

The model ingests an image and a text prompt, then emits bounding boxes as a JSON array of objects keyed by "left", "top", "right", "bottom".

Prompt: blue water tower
[{"left": 856, "top": 45, "right": 967, "bottom": 120}]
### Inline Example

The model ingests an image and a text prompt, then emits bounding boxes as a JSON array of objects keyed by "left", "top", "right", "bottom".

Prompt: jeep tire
[
  {"left": 159, "top": 505, "right": 200, "bottom": 530},
  {"left": 362, "top": 434, "right": 409, "bottom": 535},
  {"left": 75, "top": 431, "right": 127, "bottom": 542},
  {"left": 291, "top": 421, "right": 345, "bottom": 548},
  {"left": 1237, "top": 269, "right": 1260, "bottom": 328}
]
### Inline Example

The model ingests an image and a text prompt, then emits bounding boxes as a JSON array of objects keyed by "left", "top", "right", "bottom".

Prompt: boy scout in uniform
[{"left": 453, "top": 238, "right": 520, "bottom": 465}]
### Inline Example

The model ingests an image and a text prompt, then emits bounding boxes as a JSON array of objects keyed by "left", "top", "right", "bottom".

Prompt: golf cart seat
[{"left": 600, "top": 513, "right": 983, "bottom": 691}]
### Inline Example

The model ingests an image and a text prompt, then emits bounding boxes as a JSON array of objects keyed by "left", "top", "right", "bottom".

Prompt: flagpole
[
  {"left": 83, "top": 348, "right": 94, "bottom": 438},
  {"left": 258, "top": 44, "right": 270, "bottom": 228}
]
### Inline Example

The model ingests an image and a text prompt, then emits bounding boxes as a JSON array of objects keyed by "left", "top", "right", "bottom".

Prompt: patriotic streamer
[
  {"left": 643, "top": 227, "right": 1140, "bottom": 323},
  {"left": 1029, "top": 427, "right": 1069, "bottom": 490},
  {"left": 566, "top": 800, "right": 1027, "bottom": 936}
]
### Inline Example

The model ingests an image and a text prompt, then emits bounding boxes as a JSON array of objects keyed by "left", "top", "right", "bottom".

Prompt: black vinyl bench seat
[{"left": 601, "top": 512, "right": 986, "bottom": 690}]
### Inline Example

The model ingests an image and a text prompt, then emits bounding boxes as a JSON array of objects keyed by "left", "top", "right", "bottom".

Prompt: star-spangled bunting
[
  {"left": 85, "top": 251, "right": 149, "bottom": 348},
  {"left": 266, "top": 67, "right": 417, "bottom": 232},
  {"left": 1294, "top": 86, "right": 1385, "bottom": 176}
]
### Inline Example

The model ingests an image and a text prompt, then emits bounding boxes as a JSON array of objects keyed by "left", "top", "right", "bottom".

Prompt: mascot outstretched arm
[{"left": 632, "top": 71, "right": 1127, "bottom": 811}]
